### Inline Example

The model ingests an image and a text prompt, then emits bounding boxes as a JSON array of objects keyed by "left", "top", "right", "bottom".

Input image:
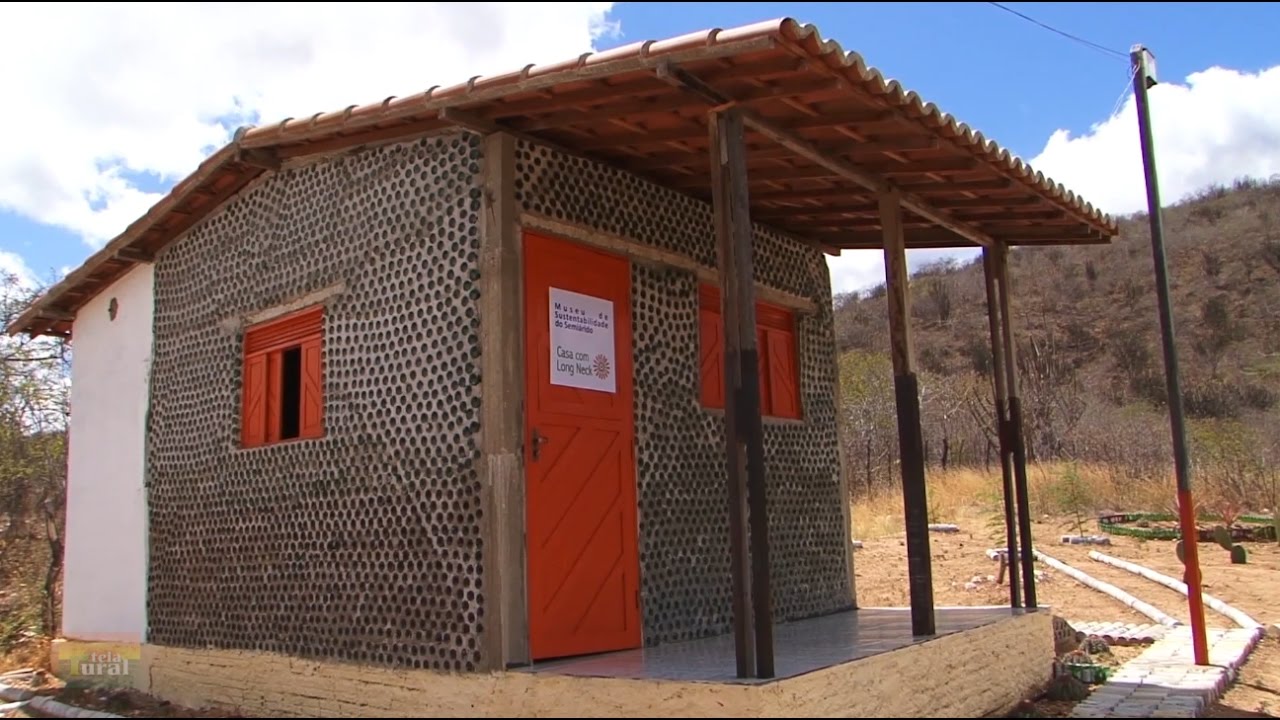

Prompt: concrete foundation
[{"left": 55, "top": 610, "right": 1052, "bottom": 718}]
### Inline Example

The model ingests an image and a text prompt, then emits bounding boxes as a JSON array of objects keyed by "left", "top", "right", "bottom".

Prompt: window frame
[
  {"left": 240, "top": 304, "right": 326, "bottom": 448},
  {"left": 697, "top": 283, "right": 802, "bottom": 421}
]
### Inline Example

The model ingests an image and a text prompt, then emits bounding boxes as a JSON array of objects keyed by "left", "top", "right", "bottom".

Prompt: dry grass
[{"left": 851, "top": 462, "right": 1182, "bottom": 540}]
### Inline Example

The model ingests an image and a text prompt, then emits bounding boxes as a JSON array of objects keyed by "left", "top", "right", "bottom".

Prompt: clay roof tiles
[{"left": 9, "top": 17, "right": 1117, "bottom": 337}]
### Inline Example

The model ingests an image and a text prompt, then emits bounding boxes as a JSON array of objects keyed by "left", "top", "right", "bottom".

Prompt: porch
[
  {"left": 525, "top": 606, "right": 1043, "bottom": 683},
  {"left": 134, "top": 607, "right": 1054, "bottom": 718}
]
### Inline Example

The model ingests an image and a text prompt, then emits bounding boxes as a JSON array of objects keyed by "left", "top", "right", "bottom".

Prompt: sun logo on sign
[{"left": 593, "top": 354, "right": 611, "bottom": 380}]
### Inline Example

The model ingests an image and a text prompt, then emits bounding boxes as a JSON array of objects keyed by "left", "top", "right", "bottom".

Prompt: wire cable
[{"left": 986, "top": 2, "right": 1128, "bottom": 60}]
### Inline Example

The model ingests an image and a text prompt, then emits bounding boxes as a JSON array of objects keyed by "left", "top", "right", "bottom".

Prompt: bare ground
[{"left": 853, "top": 512, "right": 1280, "bottom": 717}]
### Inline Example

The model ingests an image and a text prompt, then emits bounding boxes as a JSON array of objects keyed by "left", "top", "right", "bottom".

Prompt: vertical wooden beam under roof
[
  {"left": 709, "top": 108, "right": 755, "bottom": 680},
  {"left": 879, "top": 189, "right": 936, "bottom": 637},
  {"left": 982, "top": 247, "right": 1021, "bottom": 609},
  {"left": 709, "top": 107, "right": 775, "bottom": 679},
  {"left": 993, "top": 244, "right": 1038, "bottom": 608}
]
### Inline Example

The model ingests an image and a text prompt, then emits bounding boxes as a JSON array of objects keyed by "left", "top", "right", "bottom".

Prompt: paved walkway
[{"left": 1068, "top": 625, "right": 1265, "bottom": 718}]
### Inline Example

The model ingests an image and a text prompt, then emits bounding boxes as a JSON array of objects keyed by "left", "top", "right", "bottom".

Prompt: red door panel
[{"left": 523, "top": 230, "right": 641, "bottom": 661}]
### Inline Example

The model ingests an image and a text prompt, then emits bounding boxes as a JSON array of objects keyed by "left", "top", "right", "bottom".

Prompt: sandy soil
[
  {"left": 853, "top": 513, "right": 1280, "bottom": 717},
  {"left": 0, "top": 669, "right": 239, "bottom": 719}
]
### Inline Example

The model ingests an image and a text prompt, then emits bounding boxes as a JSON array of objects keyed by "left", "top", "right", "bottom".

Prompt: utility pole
[{"left": 1130, "top": 44, "right": 1210, "bottom": 667}]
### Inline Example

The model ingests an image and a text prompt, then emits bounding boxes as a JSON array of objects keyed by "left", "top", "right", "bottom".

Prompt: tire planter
[{"left": 1097, "top": 511, "right": 1277, "bottom": 542}]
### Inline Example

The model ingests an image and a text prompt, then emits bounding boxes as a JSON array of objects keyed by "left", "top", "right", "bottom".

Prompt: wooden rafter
[{"left": 654, "top": 61, "right": 995, "bottom": 248}]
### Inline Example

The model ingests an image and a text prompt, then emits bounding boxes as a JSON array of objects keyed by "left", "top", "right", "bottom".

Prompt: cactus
[
  {"left": 1213, "top": 525, "right": 1233, "bottom": 550},
  {"left": 1210, "top": 525, "right": 1249, "bottom": 564},
  {"left": 1177, "top": 531, "right": 1248, "bottom": 564}
]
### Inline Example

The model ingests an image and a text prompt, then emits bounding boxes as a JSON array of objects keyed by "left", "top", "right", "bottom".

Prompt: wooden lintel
[
  {"left": 519, "top": 212, "right": 819, "bottom": 314},
  {"left": 655, "top": 62, "right": 994, "bottom": 248},
  {"left": 115, "top": 247, "right": 155, "bottom": 263},
  {"left": 235, "top": 148, "right": 281, "bottom": 171}
]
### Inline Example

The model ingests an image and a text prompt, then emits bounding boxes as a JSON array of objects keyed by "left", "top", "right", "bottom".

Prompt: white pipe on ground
[
  {"left": 1032, "top": 549, "right": 1182, "bottom": 628},
  {"left": 1087, "top": 550, "right": 1262, "bottom": 631}
]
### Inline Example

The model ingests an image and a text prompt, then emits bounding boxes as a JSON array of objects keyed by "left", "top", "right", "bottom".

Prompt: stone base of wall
[{"left": 56, "top": 611, "right": 1051, "bottom": 718}]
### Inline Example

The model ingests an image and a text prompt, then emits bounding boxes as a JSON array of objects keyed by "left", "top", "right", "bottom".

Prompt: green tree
[{"left": 0, "top": 272, "right": 70, "bottom": 650}]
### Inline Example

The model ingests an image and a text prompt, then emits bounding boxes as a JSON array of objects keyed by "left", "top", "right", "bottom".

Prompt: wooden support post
[
  {"left": 993, "top": 244, "right": 1037, "bottom": 608},
  {"left": 879, "top": 189, "right": 936, "bottom": 637},
  {"left": 983, "top": 247, "right": 1021, "bottom": 608},
  {"left": 731, "top": 121, "right": 777, "bottom": 681},
  {"left": 478, "top": 131, "right": 528, "bottom": 668},
  {"left": 710, "top": 109, "right": 756, "bottom": 679}
]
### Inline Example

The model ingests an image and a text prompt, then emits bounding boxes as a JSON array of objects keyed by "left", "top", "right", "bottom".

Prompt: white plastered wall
[{"left": 63, "top": 264, "right": 154, "bottom": 642}]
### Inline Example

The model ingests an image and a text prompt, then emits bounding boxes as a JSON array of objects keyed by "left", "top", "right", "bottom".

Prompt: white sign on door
[{"left": 549, "top": 286, "right": 616, "bottom": 393}]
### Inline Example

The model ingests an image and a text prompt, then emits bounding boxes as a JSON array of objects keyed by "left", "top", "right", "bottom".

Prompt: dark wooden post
[
  {"left": 710, "top": 108, "right": 774, "bottom": 678},
  {"left": 709, "top": 109, "right": 754, "bottom": 679},
  {"left": 982, "top": 247, "right": 1021, "bottom": 609},
  {"left": 879, "top": 190, "right": 936, "bottom": 636},
  {"left": 994, "top": 243, "right": 1037, "bottom": 608}
]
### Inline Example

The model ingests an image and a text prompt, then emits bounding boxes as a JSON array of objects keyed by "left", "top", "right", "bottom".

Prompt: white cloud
[
  {"left": 1031, "top": 64, "right": 1280, "bottom": 217},
  {"left": 0, "top": 250, "right": 37, "bottom": 288},
  {"left": 825, "top": 62, "right": 1280, "bottom": 296},
  {"left": 0, "top": 2, "right": 615, "bottom": 247}
]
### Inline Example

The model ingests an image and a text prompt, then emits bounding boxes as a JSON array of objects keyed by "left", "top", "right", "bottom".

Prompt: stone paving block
[{"left": 1069, "top": 621, "right": 1260, "bottom": 718}]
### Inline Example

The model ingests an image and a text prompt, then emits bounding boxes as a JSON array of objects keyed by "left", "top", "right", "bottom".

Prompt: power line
[
  {"left": 986, "top": 2, "right": 1128, "bottom": 60},
  {"left": 1108, "top": 64, "right": 1139, "bottom": 119}
]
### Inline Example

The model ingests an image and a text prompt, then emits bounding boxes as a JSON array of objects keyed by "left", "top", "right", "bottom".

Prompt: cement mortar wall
[
  {"left": 514, "top": 140, "right": 852, "bottom": 645},
  {"left": 64, "top": 265, "right": 154, "bottom": 643},
  {"left": 145, "top": 132, "right": 488, "bottom": 672},
  {"left": 123, "top": 612, "right": 1051, "bottom": 718}
]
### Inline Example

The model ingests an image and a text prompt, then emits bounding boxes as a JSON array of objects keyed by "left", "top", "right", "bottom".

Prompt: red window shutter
[
  {"left": 764, "top": 326, "right": 801, "bottom": 419},
  {"left": 265, "top": 352, "right": 283, "bottom": 444},
  {"left": 300, "top": 336, "right": 324, "bottom": 439},
  {"left": 755, "top": 326, "right": 771, "bottom": 415},
  {"left": 245, "top": 305, "right": 324, "bottom": 355},
  {"left": 698, "top": 285, "right": 725, "bottom": 409},
  {"left": 699, "top": 306, "right": 725, "bottom": 409},
  {"left": 241, "top": 353, "right": 268, "bottom": 447}
]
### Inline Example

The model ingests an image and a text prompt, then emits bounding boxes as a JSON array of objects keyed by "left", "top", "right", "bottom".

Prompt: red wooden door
[{"left": 523, "top": 230, "right": 641, "bottom": 661}]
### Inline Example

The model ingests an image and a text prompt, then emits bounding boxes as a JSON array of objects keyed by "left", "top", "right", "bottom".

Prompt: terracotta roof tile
[{"left": 8, "top": 15, "right": 1117, "bottom": 338}]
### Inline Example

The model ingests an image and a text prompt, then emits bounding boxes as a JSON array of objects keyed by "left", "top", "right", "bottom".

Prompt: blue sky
[{"left": 3, "top": 2, "right": 1278, "bottom": 293}]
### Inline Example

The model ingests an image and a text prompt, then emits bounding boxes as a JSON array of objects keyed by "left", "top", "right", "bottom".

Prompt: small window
[
  {"left": 241, "top": 305, "right": 325, "bottom": 448},
  {"left": 698, "top": 284, "right": 802, "bottom": 420}
]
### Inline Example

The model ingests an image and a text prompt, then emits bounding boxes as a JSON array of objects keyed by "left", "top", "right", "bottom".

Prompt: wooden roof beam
[
  {"left": 626, "top": 136, "right": 940, "bottom": 172},
  {"left": 235, "top": 148, "right": 281, "bottom": 171},
  {"left": 36, "top": 308, "right": 75, "bottom": 323},
  {"left": 819, "top": 226, "right": 1107, "bottom": 249},
  {"left": 655, "top": 61, "right": 994, "bottom": 248},
  {"left": 114, "top": 247, "right": 155, "bottom": 263}
]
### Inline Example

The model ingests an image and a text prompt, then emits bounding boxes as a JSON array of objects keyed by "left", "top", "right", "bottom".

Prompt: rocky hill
[{"left": 833, "top": 177, "right": 1280, "bottom": 497}]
